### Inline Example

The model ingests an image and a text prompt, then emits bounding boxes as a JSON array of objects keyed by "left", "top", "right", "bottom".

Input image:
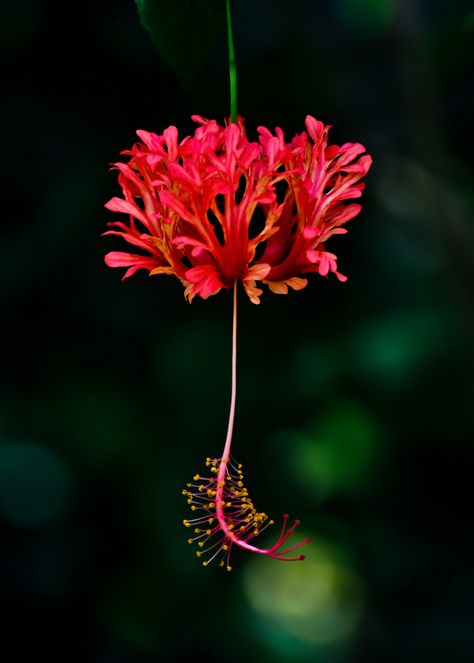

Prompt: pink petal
[
  {"left": 102, "top": 229, "right": 155, "bottom": 252},
  {"left": 104, "top": 252, "right": 158, "bottom": 280},
  {"left": 305, "top": 115, "right": 326, "bottom": 142},
  {"left": 185, "top": 265, "right": 223, "bottom": 299},
  {"left": 136, "top": 130, "right": 164, "bottom": 153},
  {"left": 158, "top": 190, "right": 195, "bottom": 223},
  {"left": 104, "top": 197, "right": 149, "bottom": 225},
  {"left": 163, "top": 126, "right": 179, "bottom": 161}
]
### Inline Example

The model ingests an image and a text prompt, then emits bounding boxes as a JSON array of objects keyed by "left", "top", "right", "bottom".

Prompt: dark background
[{"left": 1, "top": 0, "right": 473, "bottom": 661}]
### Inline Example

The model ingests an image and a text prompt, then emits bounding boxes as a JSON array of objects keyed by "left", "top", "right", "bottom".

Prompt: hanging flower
[
  {"left": 104, "top": 115, "right": 372, "bottom": 304},
  {"left": 104, "top": 115, "right": 372, "bottom": 570}
]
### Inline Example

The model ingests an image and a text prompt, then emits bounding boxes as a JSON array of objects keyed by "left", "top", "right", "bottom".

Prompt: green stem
[{"left": 226, "top": 0, "right": 237, "bottom": 122}]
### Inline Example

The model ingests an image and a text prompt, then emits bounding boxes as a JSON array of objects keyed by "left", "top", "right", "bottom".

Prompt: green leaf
[{"left": 135, "top": 0, "right": 226, "bottom": 88}]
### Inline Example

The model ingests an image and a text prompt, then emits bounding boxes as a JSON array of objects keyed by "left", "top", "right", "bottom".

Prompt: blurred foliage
[
  {"left": 1, "top": 0, "right": 473, "bottom": 661},
  {"left": 135, "top": 0, "right": 226, "bottom": 88}
]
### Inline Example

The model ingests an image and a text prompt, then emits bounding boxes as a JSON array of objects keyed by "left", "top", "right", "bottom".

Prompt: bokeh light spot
[
  {"left": 278, "top": 401, "right": 379, "bottom": 501},
  {"left": 0, "top": 442, "right": 70, "bottom": 528},
  {"left": 243, "top": 542, "right": 364, "bottom": 651},
  {"left": 337, "top": 0, "right": 396, "bottom": 35},
  {"left": 353, "top": 309, "right": 452, "bottom": 388}
]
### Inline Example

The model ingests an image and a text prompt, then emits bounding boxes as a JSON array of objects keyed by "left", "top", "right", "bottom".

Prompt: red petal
[
  {"left": 104, "top": 252, "right": 158, "bottom": 280},
  {"left": 104, "top": 197, "right": 149, "bottom": 225},
  {"left": 185, "top": 265, "right": 224, "bottom": 299}
]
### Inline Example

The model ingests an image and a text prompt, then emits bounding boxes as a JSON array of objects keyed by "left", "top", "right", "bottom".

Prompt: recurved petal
[
  {"left": 305, "top": 115, "right": 327, "bottom": 142},
  {"left": 185, "top": 265, "right": 224, "bottom": 299},
  {"left": 136, "top": 130, "right": 165, "bottom": 153},
  {"left": 172, "top": 235, "right": 211, "bottom": 257},
  {"left": 332, "top": 142, "right": 367, "bottom": 166},
  {"left": 284, "top": 276, "right": 308, "bottom": 291},
  {"left": 163, "top": 125, "right": 179, "bottom": 161},
  {"left": 104, "top": 251, "right": 158, "bottom": 280},
  {"left": 267, "top": 281, "right": 289, "bottom": 294},
  {"left": 168, "top": 161, "right": 202, "bottom": 187},
  {"left": 266, "top": 276, "right": 308, "bottom": 295},
  {"left": 158, "top": 190, "right": 196, "bottom": 223},
  {"left": 102, "top": 229, "right": 155, "bottom": 252},
  {"left": 104, "top": 197, "right": 149, "bottom": 225},
  {"left": 242, "top": 280, "right": 264, "bottom": 305},
  {"left": 242, "top": 263, "right": 271, "bottom": 282},
  {"left": 328, "top": 203, "right": 362, "bottom": 226},
  {"left": 149, "top": 266, "right": 175, "bottom": 276}
]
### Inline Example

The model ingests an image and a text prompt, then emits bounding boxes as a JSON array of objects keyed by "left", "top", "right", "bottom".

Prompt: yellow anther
[
  {"left": 196, "top": 551, "right": 201, "bottom": 558},
  {"left": 195, "top": 528, "right": 201, "bottom": 533},
  {"left": 270, "top": 520, "right": 275, "bottom": 525},
  {"left": 191, "top": 506, "right": 197, "bottom": 511},
  {"left": 202, "top": 561, "right": 208, "bottom": 567},
  {"left": 188, "top": 539, "right": 193, "bottom": 544},
  {"left": 181, "top": 490, "right": 187, "bottom": 495},
  {"left": 186, "top": 483, "right": 191, "bottom": 487},
  {"left": 227, "top": 566, "right": 232, "bottom": 572},
  {"left": 193, "top": 474, "right": 200, "bottom": 481},
  {"left": 209, "top": 502, "right": 215, "bottom": 509},
  {"left": 183, "top": 520, "right": 190, "bottom": 527},
  {"left": 198, "top": 541, "right": 204, "bottom": 548},
  {"left": 198, "top": 485, "right": 204, "bottom": 492},
  {"left": 226, "top": 502, "right": 232, "bottom": 507},
  {"left": 237, "top": 481, "right": 243, "bottom": 487},
  {"left": 208, "top": 518, "right": 214, "bottom": 524},
  {"left": 222, "top": 545, "right": 229, "bottom": 551},
  {"left": 206, "top": 529, "right": 211, "bottom": 535}
]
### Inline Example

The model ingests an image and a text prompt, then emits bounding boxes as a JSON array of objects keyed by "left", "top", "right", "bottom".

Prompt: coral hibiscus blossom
[
  {"left": 104, "top": 115, "right": 372, "bottom": 304},
  {"left": 104, "top": 114, "right": 372, "bottom": 570}
]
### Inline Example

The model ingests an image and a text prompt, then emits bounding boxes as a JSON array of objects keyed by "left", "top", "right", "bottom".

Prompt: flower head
[
  {"left": 104, "top": 115, "right": 372, "bottom": 303},
  {"left": 104, "top": 114, "right": 372, "bottom": 570}
]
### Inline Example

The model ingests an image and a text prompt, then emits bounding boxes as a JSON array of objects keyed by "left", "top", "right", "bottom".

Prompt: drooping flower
[
  {"left": 104, "top": 115, "right": 372, "bottom": 304},
  {"left": 104, "top": 115, "right": 372, "bottom": 570}
]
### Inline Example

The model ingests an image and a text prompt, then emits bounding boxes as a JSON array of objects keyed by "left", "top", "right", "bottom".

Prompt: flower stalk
[
  {"left": 221, "top": 282, "right": 238, "bottom": 464},
  {"left": 182, "top": 282, "right": 311, "bottom": 569},
  {"left": 226, "top": 0, "right": 238, "bottom": 123}
]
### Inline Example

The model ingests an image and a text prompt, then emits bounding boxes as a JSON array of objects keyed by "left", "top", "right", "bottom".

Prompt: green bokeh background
[{"left": 1, "top": 1, "right": 473, "bottom": 661}]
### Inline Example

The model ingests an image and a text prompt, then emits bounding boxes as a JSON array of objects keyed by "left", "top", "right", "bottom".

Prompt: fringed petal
[{"left": 103, "top": 115, "right": 371, "bottom": 302}]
